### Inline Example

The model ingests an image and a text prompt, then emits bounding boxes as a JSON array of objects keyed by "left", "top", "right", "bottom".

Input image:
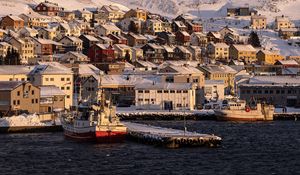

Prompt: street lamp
[{"left": 183, "top": 97, "right": 187, "bottom": 136}]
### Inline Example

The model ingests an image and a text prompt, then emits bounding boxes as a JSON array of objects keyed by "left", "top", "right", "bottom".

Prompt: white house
[{"left": 135, "top": 82, "right": 196, "bottom": 110}]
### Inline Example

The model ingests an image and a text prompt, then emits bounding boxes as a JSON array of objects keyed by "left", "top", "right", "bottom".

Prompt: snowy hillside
[
  {"left": 0, "top": 0, "right": 129, "bottom": 16},
  {"left": 110, "top": 0, "right": 300, "bottom": 21}
]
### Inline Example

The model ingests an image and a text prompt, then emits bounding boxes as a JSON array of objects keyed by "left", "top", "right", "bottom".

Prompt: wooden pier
[{"left": 123, "top": 122, "right": 222, "bottom": 148}]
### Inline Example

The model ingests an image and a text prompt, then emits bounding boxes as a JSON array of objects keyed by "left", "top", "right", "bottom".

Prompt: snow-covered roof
[
  {"left": 205, "top": 80, "right": 224, "bottom": 85},
  {"left": 0, "top": 65, "right": 34, "bottom": 75},
  {"left": 78, "top": 64, "right": 100, "bottom": 76},
  {"left": 247, "top": 76, "right": 300, "bottom": 85},
  {"left": 162, "top": 45, "right": 175, "bottom": 52},
  {"left": 101, "top": 74, "right": 154, "bottom": 86},
  {"left": 0, "top": 81, "right": 24, "bottom": 91},
  {"left": 276, "top": 59, "right": 299, "bottom": 65},
  {"left": 32, "top": 62, "right": 73, "bottom": 75},
  {"left": 176, "top": 46, "right": 191, "bottom": 54},
  {"left": 173, "top": 21, "right": 186, "bottom": 28},
  {"left": 100, "top": 24, "right": 121, "bottom": 31},
  {"left": 40, "top": 85, "right": 65, "bottom": 97},
  {"left": 135, "top": 82, "right": 193, "bottom": 90},
  {"left": 201, "top": 65, "right": 237, "bottom": 74},
  {"left": 82, "top": 34, "right": 98, "bottom": 41},
  {"left": 128, "top": 33, "right": 147, "bottom": 40},
  {"left": 136, "top": 60, "right": 157, "bottom": 68},
  {"left": 7, "top": 15, "right": 24, "bottom": 21},
  {"left": 232, "top": 44, "right": 256, "bottom": 52}
]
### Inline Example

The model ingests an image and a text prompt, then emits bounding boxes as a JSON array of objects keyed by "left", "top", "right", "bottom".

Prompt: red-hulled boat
[{"left": 61, "top": 102, "right": 127, "bottom": 143}]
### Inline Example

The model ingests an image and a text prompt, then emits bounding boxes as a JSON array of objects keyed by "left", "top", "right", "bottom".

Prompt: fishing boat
[
  {"left": 61, "top": 101, "right": 127, "bottom": 142},
  {"left": 214, "top": 100, "right": 274, "bottom": 121}
]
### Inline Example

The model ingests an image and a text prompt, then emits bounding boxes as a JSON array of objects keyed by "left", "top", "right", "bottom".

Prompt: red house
[
  {"left": 34, "top": 1, "right": 63, "bottom": 16},
  {"left": 186, "top": 22, "right": 203, "bottom": 34},
  {"left": 88, "top": 44, "right": 115, "bottom": 63},
  {"left": 107, "top": 34, "right": 128, "bottom": 45},
  {"left": 175, "top": 31, "right": 191, "bottom": 46}
]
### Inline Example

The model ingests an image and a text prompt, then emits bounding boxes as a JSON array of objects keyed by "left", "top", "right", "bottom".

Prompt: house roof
[
  {"left": 128, "top": 33, "right": 147, "bottom": 40},
  {"left": 176, "top": 46, "right": 191, "bottom": 54},
  {"left": 95, "top": 43, "right": 111, "bottom": 50},
  {"left": 0, "top": 65, "right": 34, "bottom": 75},
  {"left": 32, "top": 62, "right": 73, "bottom": 75},
  {"left": 78, "top": 64, "right": 101, "bottom": 76},
  {"left": 173, "top": 21, "right": 186, "bottom": 28},
  {"left": 135, "top": 82, "right": 193, "bottom": 90},
  {"left": 136, "top": 60, "right": 157, "bottom": 68},
  {"left": 276, "top": 59, "right": 299, "bottom": 65},
  {"left": 248, "top": 76, "right": 300, "bottom": 85},
  {"left": 7, "top": 15, "right": 24, "bottom": 21},
  {"left": 40, "top": 85, "right": 65, "bottom": 97},
  {"left": 100, "top": 24, "right": 121, "bottom": 31},
  {"left": 232, "top": 44, "right": 256, "bottom": 52},
  {"left": 162, "top": 45, "right": 175, "bottom": 52},
  {"left": 0, "top": 81, "right": 24, "bottom": 91},
  {"left": 81, "top": 34, "right": 99, "bottom": 41},
  {"left": 201, "top": 64, "right": 237, "bottom": 74}
]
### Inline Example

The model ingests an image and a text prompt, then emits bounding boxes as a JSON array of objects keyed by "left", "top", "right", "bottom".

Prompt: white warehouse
[{"left": 135, "top": 82, "right": 196, "bottom": 110}]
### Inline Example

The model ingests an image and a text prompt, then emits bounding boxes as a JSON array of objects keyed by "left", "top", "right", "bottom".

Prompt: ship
[
  {"left": 61, "top": 102, "right": 127, "bottom": 142},
  {"left": 214, "top": 100, "right": 275, "bottom": 121}
]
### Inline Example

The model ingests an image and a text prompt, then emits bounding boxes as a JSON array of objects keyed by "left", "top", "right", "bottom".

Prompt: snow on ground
[
  {"left": 0, "top": 0, "right": 129, "bottom": 17},
  {"left": 117, "top": 106, "right": 214, "bottom": 116},
  {"left": 0, "top": 113, "right": 60, "bottom": 127},
  {"left": 123, "top": 121, "right": 215, "bottom": 137}
]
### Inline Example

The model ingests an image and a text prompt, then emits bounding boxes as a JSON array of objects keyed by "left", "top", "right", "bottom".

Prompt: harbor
[{"left": 124, "top": 122, "right": 222, "bottom": 148}]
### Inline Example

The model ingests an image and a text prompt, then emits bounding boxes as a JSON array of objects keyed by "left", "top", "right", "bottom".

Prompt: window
[
  {"left": 177, "top": 90, "right": 182, "bottom": 93},
  {"left": 36, "top": 99, "right": 38, "bottom": 103},
  {"left": 50, "top": 78, "right": 54, "bottom": 81},
  {"left": 183, "top": 90, "right": 188, "bottom": 93},
  {"left": 138, "top": 98, "right": 143, "bottom": 102},
  {"left": 32, "top": 99, "right": 34, "bottom": 104},
  {"left": 177, "top": 104, "right": 182, "bottom": 107},
  {"left": 138, "top": 90, "right": 143, "bottom": 93},
  {"left": 32, "top": 90, "right": 34, "bottom": 95},
  {"left": 45, "top": 78, "right": 49, "bottom": 81},
  {"left": 9, "top": 78, "right": 13, "bottom": 81},
  {"left": 17, "top": 91, "right": 20, "bottom": 96},
  {"left": 170, "top": 90, "right": 175, "bottom": 93},
  {"left": 61, "top": 78, "right": 65, "bottom": 81},
  {"left": 281, "top": 90, "right": 285, "bottom": 94},
  {"left": 144, "top": 90, "right": 150, "bottom": 93},
  {"left": 66, "top": 78, "right": 70, "bottom": 81},
  {"left": 61, "top": 87, "right": 65, "bottom": 90},
  {"left": 66, "top": 86, "right": 70, "bottom": 90},
  {"left": 164, "top": 90, "right": 168, "bottom": 93},
  {"left": 66, "top": 95, "right": 70, "bottom": 99},
  {"left": 157, "top": 90, "right": 162, "bottom": 93},
  {"left": 17, "top": 100, "right": 20, "bottom": 105},
  {"left": 13, "top": 100, "right": 16, "bottom": 105}
]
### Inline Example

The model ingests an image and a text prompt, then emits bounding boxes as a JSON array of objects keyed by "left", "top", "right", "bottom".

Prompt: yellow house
[
  {"left": 229, "top": 44, "right": 257, "bottom": 63},
  {"left": 257, "top": 50, "right": 284, "bottom": 64},
  {"left": 275, "top": 15, "right": 294, "bottom": 30},
  {"left": 30, "top": 62, "right": 74, "bottom": 109},
  {"left": 146, "top": 19, "right": 163, "bottom": 34},
  {"left": 207, "top": 42, "right": 229, "bottom": 61},
  {"left": 6, "top": 37, "right": 35, "bottom": 64},
  {"left": 0, "top": 42, "right": 13, "bottom": 57},
  {"left": 100, "top": 5, "right": 125, "bottom": 23},
  {"left": 124, "top": 8, "right": 147, "bottom": 21},
  {"left": 38, "top": 28, "right": 57, "bottom": 40},
  {"left": 251, "top": 15, "right": 267, "bottom": 29},
  {"left": 0, "top": 65, "right": 34, "bottom": 82},
  {"left": 198, "top": 64, "right": 237, "bottom": 94}
]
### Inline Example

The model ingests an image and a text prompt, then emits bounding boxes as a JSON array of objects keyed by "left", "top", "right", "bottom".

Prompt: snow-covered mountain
[
  {"left": 0, "top": 0, "right": 299, "bottom": 22},
  {"left": 110, "top": 0, "right": 300, "bottom": 21}
]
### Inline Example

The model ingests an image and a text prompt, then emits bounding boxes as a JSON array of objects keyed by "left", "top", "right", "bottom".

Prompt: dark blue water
[{"left": 0, "top": 121, "right": 299, "bottom": 175}]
